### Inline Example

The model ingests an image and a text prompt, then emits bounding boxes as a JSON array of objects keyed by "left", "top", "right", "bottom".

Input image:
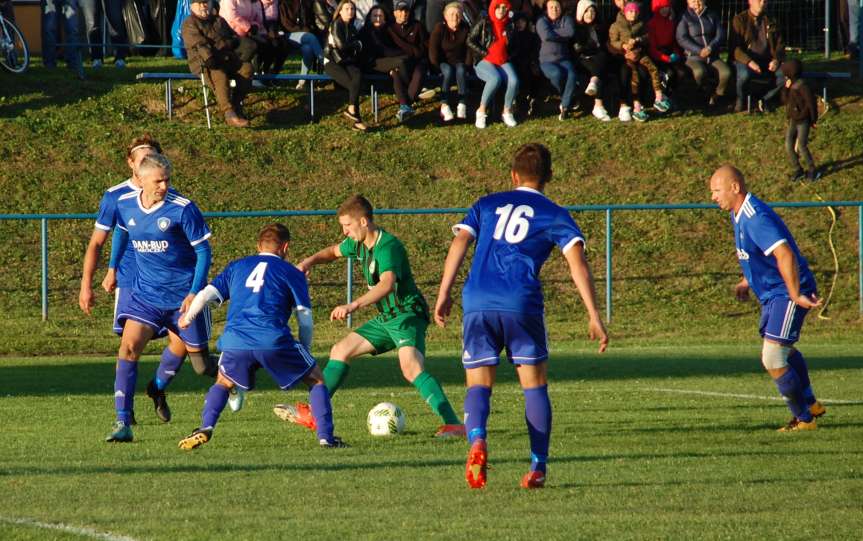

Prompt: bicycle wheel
[{"left": 0, "top": 17, "right": 29, "bottom": 74}]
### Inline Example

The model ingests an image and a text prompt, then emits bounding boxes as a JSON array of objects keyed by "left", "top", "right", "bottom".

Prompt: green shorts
[{"left": 355, "top": 311, "right": 428, "bottom": 356}]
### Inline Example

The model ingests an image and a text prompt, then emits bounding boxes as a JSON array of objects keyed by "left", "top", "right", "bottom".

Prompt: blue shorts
[
  {"left": 218, "top": 345, "right": 317, "bottom": 390},
  {"left": 462, "top": 311, "right": 548, "bottom": 368},
  {"left": 117, "top": 291, "right": 211, "bottom": 347},
  {"left": 759, "top": 295, "right": 809, "bottom": 345},
  {"left": 113, "top": 287, "right": 167, "bottom": 338}
]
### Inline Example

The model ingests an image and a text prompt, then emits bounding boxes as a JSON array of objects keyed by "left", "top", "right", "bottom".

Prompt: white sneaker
[
  {"left": 418, "top": 87, "right": 437, "bottom": 100},
  {"left": 585, "top": 79, "right": 598, "bottom": 96},
  {"left": 440, "top": 103, "right": 454, "bottom": 122},
  {"left": 618, "top": 105, "right": 632, "bottom": 122},
  {"left": 475, "top": 111, "right": 487, "bottom": 129},
  {"left": 228, "top": 387, "right": 245, "bottom": 412},
  {"left": 592, "top": 105, "right": 611, "bottom": 122},
  {"left": 456, "top": 103, "right": 467, "bottom": 119},
  {"left": 501, "top": 112, "right": 517, "bottom": 127},
  {"left": 251, "top": 80, "right": 266, "bottom": 89},
  {"left": 296, "top": 79, "right": 306, "bottom": 90}
]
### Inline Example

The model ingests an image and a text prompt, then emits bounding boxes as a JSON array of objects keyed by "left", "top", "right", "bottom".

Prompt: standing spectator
[
  {"left": 780, "top": 59, "right": 820, "bottom": 181},
  {"left": 467, "top": 0, "right": 520, "bottom": 128},
  {"left": 324, "top": 0, "right": 369, "bottom": 131},
  {"left": 646, "top": 0, "right": 685, "bottom": 102},
  {"left": 360, "top": 5, "right": 417, "bottom": 121},
  {"left": 839, "top": 0, "right": 860, "bottom": 59},
  {"left": 388, "top": 0, "right": 429, "bottom": 121},
  {"left": 676, "top": 0, "right": 730, "bottom": 106},
  {"left": 537, "top": 0, "right": 578, "bottom": 120},
  {"left": 728, "top": 0, "right": 785, "bottom": 113},
  {"left": 183, "top": 0, "right": 254, "bottom": 127},
  {"left": 573, "top": 0, "right": 611, "bottom": 121},
  {"left": 79, "top": 0, "right": 130, "bottom": 68},
  {"left": 279, "top": 0, "right": 325, "bottom": 86},
  {"left": 429, "top": 2, "right": 470, "bottom": 121},
  {"left": 41, "top": 0, "right": 84, "bottom": 79}
]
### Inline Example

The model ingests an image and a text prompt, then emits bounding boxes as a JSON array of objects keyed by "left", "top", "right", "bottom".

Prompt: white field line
[
  {"left": 645, "top": 387, "right": 863, "bottom": 405},
  {"left": 0, "top": 516, "right": 139, "bottom": 541}
]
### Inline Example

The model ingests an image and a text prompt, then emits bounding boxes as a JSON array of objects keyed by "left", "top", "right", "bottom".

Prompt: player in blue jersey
[
  {"left": 709, "top": 165, "right": 826, "bottom": 432},
  {"left": 435, "top": 143, "right": 609, "bottom": 489},
  {"left": 177, "top": 223, "right": 346, "bottom": 449},
  {"left": 105, "top": 153, "right": 217, "bottom": 443}
]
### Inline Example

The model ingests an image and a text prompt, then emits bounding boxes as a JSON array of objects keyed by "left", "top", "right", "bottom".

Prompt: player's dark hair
[
  {"left": 512, "top": 143, "right": 552, "bottom": 185},
  {"left": 338, "top": 195, "right": 374, "bottom": 220},
  {"left": 126, "top": 134, "right": 163, "bottom": 158},
  {"left": 258, "top": 223, "right": 291, "bottom": 247}
]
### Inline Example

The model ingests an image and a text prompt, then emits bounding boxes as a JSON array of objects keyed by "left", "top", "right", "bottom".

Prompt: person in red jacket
[{"left": 646, "top": 0, "right": 686, "bottom": 103}]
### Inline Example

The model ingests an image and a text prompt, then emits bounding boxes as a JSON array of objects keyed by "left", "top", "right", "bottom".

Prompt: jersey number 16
[{"left": 493, "top": 204, "right": 534, "bottom": 244}]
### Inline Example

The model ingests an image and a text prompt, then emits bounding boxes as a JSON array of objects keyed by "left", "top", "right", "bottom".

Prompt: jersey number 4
[
  {"left": 245, "top": 262, "right": 268, "bottom": 293},
  {"left": 493, "top": 204, "right": 534, "bottom": 244}
]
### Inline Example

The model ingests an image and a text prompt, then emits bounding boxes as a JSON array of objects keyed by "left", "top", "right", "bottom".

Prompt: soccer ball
[{"left": 367, "top": 402, "right": 406, "bottom": 436}]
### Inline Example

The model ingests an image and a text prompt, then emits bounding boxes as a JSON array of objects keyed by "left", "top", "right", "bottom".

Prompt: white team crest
[
  {"left": 157, "top": 217, "right": 171, "bottom": 231},
  {"left": 128, "top": 218, "right": 136, "bottom": 227}
]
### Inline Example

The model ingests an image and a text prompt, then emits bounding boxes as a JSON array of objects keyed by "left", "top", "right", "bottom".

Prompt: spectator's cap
[
  {"left": 780, "top": 58, "right": 802, "bottom": 81},
  {"left": 624, "top": 2, "right": 639, "bottom": 14},
  {"left": 190, "top": 0, "right": 208, "bottom": 4},
  {"left": 576, "top": 0, "right": 596, "bottom": 23},
  {"left": 394, "top": 0, "right": 411, "bottom": 10},
  {"left": 651, "top": 0, "right": 670, "bottom": 12}
]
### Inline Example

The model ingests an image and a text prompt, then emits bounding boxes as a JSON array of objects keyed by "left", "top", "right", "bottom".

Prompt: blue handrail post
[
  {"left": 41, "top": 218, "right": 48, "bottom": 322},
  {"left": 859, "top": 205, "right": 862, "bottom": 315},
  {"left": 346, "top": 257, "right": 353, "bottom": 328},
  {"left": 605, "top": 209, "right": 612, "bottom": 322}
]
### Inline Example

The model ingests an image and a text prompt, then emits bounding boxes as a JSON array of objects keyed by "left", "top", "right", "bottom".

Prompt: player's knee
[
  {"left": 188, "top": 348, "right": 218, "bottom": 377},
  {"left": 329, "top": 342, "right": 352, "bottom": 362},
  {"left": 761, "top": 341, "right": 791, "bottom": 371}
]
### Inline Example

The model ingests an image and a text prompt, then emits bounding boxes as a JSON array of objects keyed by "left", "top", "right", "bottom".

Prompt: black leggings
[{"left": 324, "top": 61, "right": 363, "bottom": 112}]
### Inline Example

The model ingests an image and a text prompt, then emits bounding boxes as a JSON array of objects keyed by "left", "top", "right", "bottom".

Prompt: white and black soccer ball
[{"left": 367, "top": 402, "right": 406, "bottom": 436}]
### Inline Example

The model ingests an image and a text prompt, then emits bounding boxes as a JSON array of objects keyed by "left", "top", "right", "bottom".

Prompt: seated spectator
[
  {"left": 253, "top": 0, "right": 291, "bottom": 76},
  {"left": 183, "top": 0, "right": 253, "bottom": 127},
  {"left": 467, "top": 0, "right": 520, "bottom": 128},
  {"left": 219, "top": 0, "right": 264, "bottom": 69},
  {"left": 676, "top": 0, "right": 730, "bottom": 106},
  {"left": 388, "top": 0, "right": 429, "bottom": 121},
  {"left": 536, "top": 0, "right": 578, "bottom": 120},
  {"left": 728, "top": 0, "right": 785, "bottom": 112},
  {"left": 324, "top": 0, "right": 369, "bottom": 130},
  {"left": 460, "top": 0, "right": 483, "bottom": 27},
  {"left": 573, "top": 0, "right": 610, "bottom": 121},
  {"left": 429, "top": 2, "right": 471, "bottom": 122},
  {"left": 608, "top": 2, "right": 669, "bottom": 122},
  {"left": 279, "top": 0, "right": 325, "bottom": 87},
  {"left": 646, "top": 0, "right": 686, "bottom": 100},
  {"left": 354, "top": 0, "right": 377, "bottom": 29},
  {"left": 508, "top": 12, "right": 539, "bottom": 117},
  {"left": 360, "top": 6, "right": 417, "bottom": 121}
]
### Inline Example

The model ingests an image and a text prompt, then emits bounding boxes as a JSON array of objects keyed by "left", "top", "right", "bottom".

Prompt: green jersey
[{"left": 339, "top": 228, "right": 428, "bottom": 319}]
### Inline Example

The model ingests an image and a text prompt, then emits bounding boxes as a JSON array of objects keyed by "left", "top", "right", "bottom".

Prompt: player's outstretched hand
[
  {"left": 330, "top": 303, "right": 355, "bottom": 321},
  {"left": 78, "top": 286, "right": 94, "bottom": 316},
  {"left": 433, "top": 294, "right": 452, "bottom": 328},
  {"left": 795, "top": 293, "right": 823, "bottom": 309},
  {"left": 589, "top": 317, "right": 608, "bottom": 353},
  {"left": 101, "top": 269, "right": 117, "bottom": 294},
  {"left": 296, "top": 259, "right": 313, "bottom": 278}
]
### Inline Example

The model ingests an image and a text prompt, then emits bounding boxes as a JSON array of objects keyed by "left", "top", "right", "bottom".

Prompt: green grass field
[{"left": 1, "top": 343, "right": 861, "bottom": 540}]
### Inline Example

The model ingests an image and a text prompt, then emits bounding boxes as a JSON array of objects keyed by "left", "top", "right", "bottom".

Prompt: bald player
[{"left": 709, "top": 165, "right": 826, "bottom": 432}]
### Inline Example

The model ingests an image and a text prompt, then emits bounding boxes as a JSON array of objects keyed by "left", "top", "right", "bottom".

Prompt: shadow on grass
[{"left": 1, "top": 350, "right": 861, "bottom": 397}]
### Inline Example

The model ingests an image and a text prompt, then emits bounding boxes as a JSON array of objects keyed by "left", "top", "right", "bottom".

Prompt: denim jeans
[
  {"left": 439, "top": 62, "right": 467, "bottom": 104},
  {"left": 475, "top": 60, "right": 518, "bottom": 109},
  {"left": 734, "top": 61, "right": 785, "bottom": 102},
  {"left": 78, "top": 0, "right": 128, "bottom": 61},
  {"left": 540, "top": 59, "right": 578, "bottom": 109},
  {"left": 286, "top": 31, "right": 323, "bottom": 74},
  {"left": 41, "top": 0, "right": 83, "bottom": 70},
  {"left": 849, "top": 0, "right": 860, "bottom": 48}
]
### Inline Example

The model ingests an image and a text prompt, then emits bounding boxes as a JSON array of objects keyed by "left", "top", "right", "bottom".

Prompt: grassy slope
[{"left": 0, "top": 55, "right": 861, "bottom": 355}]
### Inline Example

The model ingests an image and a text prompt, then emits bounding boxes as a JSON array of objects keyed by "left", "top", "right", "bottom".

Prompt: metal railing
[{"left": 1, "top": 201, "right": 861, "bottom": 323}]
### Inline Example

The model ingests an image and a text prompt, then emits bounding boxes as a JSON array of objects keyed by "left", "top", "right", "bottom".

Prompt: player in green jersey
[{"left": 274, "top": 195, "right": 465, "bottom": 438}]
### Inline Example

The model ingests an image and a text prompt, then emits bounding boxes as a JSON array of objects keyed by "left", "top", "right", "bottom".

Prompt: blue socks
[
  {"left": 524, "top": 385, "right": 552, "bottom": 473},
  {"left": 114, "top": 359, "right": 138, "bottom": 426},
  {"left": 774, "top": 369, "right": 813, "bottom": 422},
  {"left": 786, "top": 350, "right": 816, "bottom": 405},
  {"left": 464, "top": 385, "right": 491, "bottom": 443},
  {"left": 309, "top": 384, "right": 335, "bottom": 442},
  {"left": 201, "top": 384, "right": 230, "bottom": 429},
  {"left": 155, "top": 349, "right": 185, "bottom": 391}
]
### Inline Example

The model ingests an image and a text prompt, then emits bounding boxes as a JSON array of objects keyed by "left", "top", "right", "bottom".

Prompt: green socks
[
  {"left": 413, "top": 371, "right": 461, "bottom": 425},
  {"left": 322, "top": 360, "right": 351, "bottom": 397}
]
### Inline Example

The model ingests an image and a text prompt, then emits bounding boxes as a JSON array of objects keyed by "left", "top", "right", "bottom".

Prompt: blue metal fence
[{"left": 2, "top": 201, "right": 862, "bottom": 323}]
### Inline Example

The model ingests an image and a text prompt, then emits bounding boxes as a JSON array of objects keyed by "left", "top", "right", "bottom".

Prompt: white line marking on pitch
[
  {"left": 645, "top": 387, "right": 863, "bottom": 405},
  {"left": 0, "top": 516, "right": 138, "bottom": 541}
]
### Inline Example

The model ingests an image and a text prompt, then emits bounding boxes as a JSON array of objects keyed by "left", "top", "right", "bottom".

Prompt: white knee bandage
[{"left": 761, "top": 341, "right": 791, "bottom": 370}]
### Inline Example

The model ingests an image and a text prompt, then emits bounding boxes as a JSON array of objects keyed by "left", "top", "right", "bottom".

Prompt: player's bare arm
[
  {"left": 563, "top": 242, "right": 609, "bottom": 353},
  {"left": 101, "top": 268, "right": 117, "bottom": 294},
  {"left": 330, "top": 270, "right": 396, "bottom": 321},
  {"left": 434, "top": 229, "right": 474, "bottom": 328},
  {"left": 79, "top": 228, "right": 110, "bottom": 315},
  {"left": 298, "top": 244, "right": 342, "bottom": 275},
  {"left": 773, "top": 243, "right": 822, "bottom": 309}
]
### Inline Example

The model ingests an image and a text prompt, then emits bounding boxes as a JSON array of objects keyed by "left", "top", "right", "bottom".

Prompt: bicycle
[{"left": 0, "top": 8, "right": 29, "bottom": 73}]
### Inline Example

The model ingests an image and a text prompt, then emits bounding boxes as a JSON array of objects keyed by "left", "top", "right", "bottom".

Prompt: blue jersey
[
  {"left": 116, "top": 191, "right": 211, "bottom": 310},
  {"left": 209, "top": 253, "right": 312, "bottom": 351},
  {"left": 733, "top": 193, "right": 816, "bottom": 304},
  {"left": 456, "top": 187, "right": 585, "bottom": 314},
  {"left": 94, "top": 179, "right": 138, "bottom": 288}
]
